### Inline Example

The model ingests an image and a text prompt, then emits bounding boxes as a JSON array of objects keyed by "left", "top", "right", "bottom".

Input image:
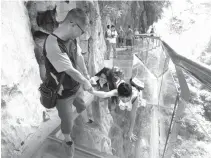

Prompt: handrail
[
  {"left": 133, "top": 35, "right": 211, "bottom": 158},
  {"left": 133, "top": 35, "right": 211, "bottom": 91},
  {"left": 47, "top": 134, "right": 119, "bottom": 158},
  {"left": 47, "top": 136, "right": 103, "bottom": 158},
  {"left": 135, "top": 34, "right": 161, "bottom": 40},
  {"left": 162, "top": 41, "right": 211, "bottom": 90}
]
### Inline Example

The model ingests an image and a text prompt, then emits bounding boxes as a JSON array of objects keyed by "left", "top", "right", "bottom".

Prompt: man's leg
[
  {"left": 56, "top": 96, "right": 75, "bottom": 158},
  {"left": 106, "top": 40, "right": 111, "bottom": 60},
  {"left": 126, "top": 39, "right": 129, "bottom": 50},
  {"left": 112, "top": 43, "right": 117, "bottom": 58},
  {"left": 72, "top": 86, "right": 88, "bottom": 122},
  {"left": 73, "top": 87, "right": 99, "bottom": 128},
  {"left": 105, "top": 40, "right": 108, "bottom": 59},
  {"left": 120, "top": 38, "right": 122, "bottom": 47}
]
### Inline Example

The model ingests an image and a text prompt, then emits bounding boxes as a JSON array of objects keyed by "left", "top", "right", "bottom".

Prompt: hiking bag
[
  {"left": 39, "top": 73, "right": 65, "bottom": 109},
  {"left": 105, "top": 30, "right": 108, "bottom": 38},
  {"left": 130, "top": 77, "right": 144, "bottom": 91}
]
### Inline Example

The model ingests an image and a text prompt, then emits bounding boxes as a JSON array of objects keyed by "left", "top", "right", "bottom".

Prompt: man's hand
[
  {"left": 84, "top": 74, "right": 90, "bottom": 80},
  {"left": 87, "top": 87, "right": 94, "bottom": 94},
  {"left": 90, "top": 77, "right": 97, "bottom": 85},
  {"left": 83, "top": 79, "right": 92, "bottom": 91}
]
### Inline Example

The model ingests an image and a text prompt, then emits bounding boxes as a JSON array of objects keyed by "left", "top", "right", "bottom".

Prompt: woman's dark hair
[
  {"left": 111, "top": 25, "right": 115, "bottom": 28},
  {"left": 117, "top": 82, "right": 132, "bottom": 97},
  {"left": 95, "top": 67, "right": 117, "bottom": 90},
  {"left": 107, "top": 25, "right": 110, "bottom": 29},
  {"left": 95, "top": 67, "right": 117, "bottom": 104}
]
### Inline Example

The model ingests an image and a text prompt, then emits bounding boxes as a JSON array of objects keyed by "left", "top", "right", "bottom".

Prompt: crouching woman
[{"left": 90, "top": 82, "right": 141, "bottom": 141}]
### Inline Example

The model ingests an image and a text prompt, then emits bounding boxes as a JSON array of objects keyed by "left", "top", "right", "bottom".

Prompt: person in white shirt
[
  {"left": 110, "top": 25, "right": 118, "bottom": 58},
  {"left": 105, "top": 25, "right": 111, "bottom": 60},
  {"left": 134, "top": 28, "right": 139, "bottom": 39}
]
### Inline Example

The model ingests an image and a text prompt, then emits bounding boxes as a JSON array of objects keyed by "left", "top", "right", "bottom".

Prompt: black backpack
[
  {"left": 38, "top": 34, "right": 65, "bottom": 109},
  {"left": 105, "top": 30, "right": 109, "bottom": 38},
  {"left": 39, "top": 73, "right": 65, "bottom": 109},
  {"left": 130, "top": 77, "right": 144, "bottom": 92}
]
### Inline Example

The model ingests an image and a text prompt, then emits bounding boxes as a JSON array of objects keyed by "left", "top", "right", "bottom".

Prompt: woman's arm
[
  {"left": 129, "top": 96, "right": 139, "bottom": 133},
  {"left": 91, "top": 89, "right": 118, "bottom": 98}
]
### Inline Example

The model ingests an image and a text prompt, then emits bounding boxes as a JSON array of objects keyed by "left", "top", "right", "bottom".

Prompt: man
[
  {"left": 150, "top": 27, "right": 155, "bottom": 36},
  {"left": 134, "top": 28, "right": 139, "bottom": 39},
  {"left": 110, "top": 25, "right": 118, "bottom": 58},
  {"left": 44, "top": 8, "right": 92, "bottom": 158},
  {"left": 78, "top": 31, "right": 90, "bottom": 68},
  {"left": 150, "top": 27, "right": 155, "bottom": 43},
  {"left": 105, "top": 25, "right": 111, "bottom": 60},
  {"left": 118, "top": 26, "right": 124, "bottom": 48},
  {"left": 134, "top": 28, "right": 139, "bottom": 46},
  {"left": 126, "top": 25, "right": 134, "bottom": 49}
]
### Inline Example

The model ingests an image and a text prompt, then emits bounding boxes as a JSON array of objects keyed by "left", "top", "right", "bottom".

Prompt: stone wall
[
  {"left": 76, "top": 1, "right": 106, "bottom": 76},
  {"left": 1, "top": 0, "right": 109, "bottom": 157},
  {"left": 1, "top": 1, "right": 44, "bottom": 157}
]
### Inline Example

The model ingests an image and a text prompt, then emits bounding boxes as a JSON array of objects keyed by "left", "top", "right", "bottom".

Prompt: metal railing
[{"left": 132, "top": 34, "right": 211, "bottom": 158}]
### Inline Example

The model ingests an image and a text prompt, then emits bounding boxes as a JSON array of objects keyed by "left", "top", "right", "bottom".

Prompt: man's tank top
[{"left": 43, "top": 34, "right": 80, "bottom": 99}]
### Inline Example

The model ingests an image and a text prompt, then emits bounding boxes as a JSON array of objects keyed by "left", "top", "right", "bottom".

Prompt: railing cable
[{"left": 162, "top": 94, "right": 180, "bottom": 158}]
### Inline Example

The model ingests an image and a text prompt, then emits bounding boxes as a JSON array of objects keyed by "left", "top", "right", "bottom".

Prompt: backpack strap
[
  {"left": 43, "top": 34, "right": 66, "bottom": 87},
  {"left": 56, "top": 72, "right": 65, "bottom": 93},
  {"left": 132, "top": 96, "right": 138, "bottom": 104}
]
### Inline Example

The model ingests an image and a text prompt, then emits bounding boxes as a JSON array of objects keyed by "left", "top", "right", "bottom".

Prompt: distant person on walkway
[
  {"left": 134, "top": 28, "right": 139, "bottom": 45},
  {"left": 78, "top": 31, "right": 90, "bottom": 69},
  {"left": 105, "top": 25, "right": 111, "bottom": 60},
  {"left": 134, "top": 28, "right": 139, "bottom": 39},
  {"left": 44, "top": 8, "right": 93, "bottom": 158},
  {"left": 150, "top": 27, "right": 155, "bottom": 36},
  {"left": 126, "top": 25, "right": 134, "bottom": 49},
  {"left": 150, "top": 27, "right": 155, "bottom": 43},
  {"left": 110, "top": 25, "right": 118, "bottom": 58},
  {"left": 118, "top": 26, "right": 124, "bottom": 48}
]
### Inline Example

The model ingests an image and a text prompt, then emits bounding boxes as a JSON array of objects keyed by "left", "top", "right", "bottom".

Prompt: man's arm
[{"left": 45, "top": 35, "right": 91, "bottom": 89}]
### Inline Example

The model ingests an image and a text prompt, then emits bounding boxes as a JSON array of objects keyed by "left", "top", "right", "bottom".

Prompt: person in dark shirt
[
  {"left": 44, "top": 8, "right": 92, "bottom": 158},
  {"left": 89, "top": 67, "right": 119, "bottom": 126}
]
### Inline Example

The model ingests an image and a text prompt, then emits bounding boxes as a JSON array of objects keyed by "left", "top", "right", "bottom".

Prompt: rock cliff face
[
  {"left": 1, "top": 1, "right": 44, "bottom": 157},
  {"left": 1, "top": 1, "right": 109, "bottom": 157}
]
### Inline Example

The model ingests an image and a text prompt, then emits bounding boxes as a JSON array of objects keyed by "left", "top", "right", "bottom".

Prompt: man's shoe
[
  {"left": 62, "top": 140, "right": 75, "bottom": 158},
  {"left": 85, "top": 119, "right": 101, "bottom": 128}
]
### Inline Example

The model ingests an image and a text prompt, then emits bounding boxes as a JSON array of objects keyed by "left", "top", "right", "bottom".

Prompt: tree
[
  {"left": 98, "top": 1, "right": 130, "bottom": 28},
  {"left": 143, "top": 1, "right": 170, "bottom": 27}
]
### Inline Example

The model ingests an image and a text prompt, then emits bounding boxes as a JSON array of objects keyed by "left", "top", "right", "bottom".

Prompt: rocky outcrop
[
  {"left": 1, "top": 1, "right": 44, "bottom": 157},
  {"left": 2, "top": 0, "right": 109, "bottom": 157},
  {"left": 76, "top": 1, "right": 106, "bottom": 76},
  {"left": 72, "top": 100, "right": 113, "bottom": 154}
]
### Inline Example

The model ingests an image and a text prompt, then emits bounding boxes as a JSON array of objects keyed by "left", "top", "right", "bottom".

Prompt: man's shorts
[
  {"left": 56, "top": 86, "right": 86, "bottom": 114},
  {"left": 118, "top": 37, "right": 124, "bottom": 43},
  {"left": 126, "top": 39, "right": 132, "bottom": 46}
]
